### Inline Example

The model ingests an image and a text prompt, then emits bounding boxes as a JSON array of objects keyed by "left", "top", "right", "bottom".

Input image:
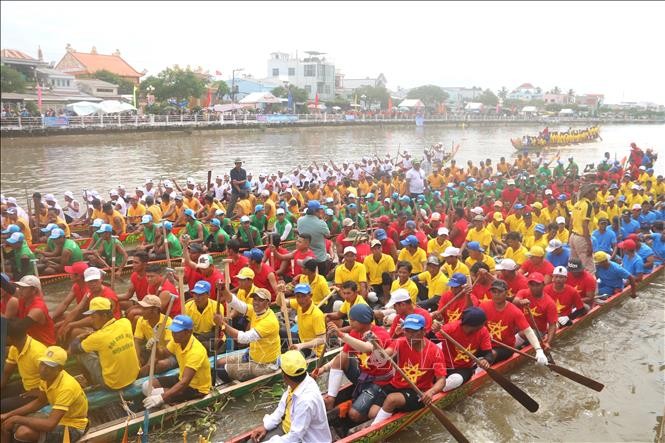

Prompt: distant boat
[
  {"left": 415, "top": 115, "right": 425, "bottom": 127},
  {"left": 511, "top": 126, "right": 600, "bottom": 151}
]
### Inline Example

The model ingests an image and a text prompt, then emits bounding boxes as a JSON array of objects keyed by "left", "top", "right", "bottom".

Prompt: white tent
[
  {"left": 238, "top": 92, "right": 282, "bottom": 104},
  {"left": 520, "top": 106, "right": 538, "bottom": 114},
  {"left": 558, "top": 108, "right": 575, "bottom": 115},
  {"left": 65, "top": 101, "right": 102, "bottom": 116},
  {"left": 210, "top": 103, "right": 246, "bottom": 112},
  {"left": 97, "top": 100, "right": 137, "bottom": 114},
  {"left": 397, "top": 99, "right": 425, "bottom": 108},
  {"left": 465, "top": 102, "right": 483, "bottom": 112}
]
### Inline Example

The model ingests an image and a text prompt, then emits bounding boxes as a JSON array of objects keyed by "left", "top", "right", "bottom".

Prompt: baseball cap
[
  {"left": 555, "top": 216, "right": 566, "bottom": 224},
  {"left": 370, "top": 239, "right": 382, "bottom": 248},
  {"left": 293, "top": 283, "right": 312, "bottom": 294},
  {"left": 544, "top": 189, "right": 553, "bottom": 196},
  {"left": 527, "top": 272, "right": 545, "bottom": 284},
  {"left": 557, "top": 194, "right": 568, "bottom": 201},
  {"left": 307, "top": 200, "right": 321, "bottom": 212},
  {"left": 250, "top": 288, "right": 272, "bottom": 300},
  {"left": 490, "top": 279, "right": 509, "bottom": 291},
  {"left": 243, "top": 248, "right": 264, "bottom": 261},
  {"left": 402, "top": 314, "right": 426, "bottom": 331},
  {"left": 141, "top": 215, "right": 153, "bottom": 224},
  {"left": 210, "top": 219, "right": 221, "bottom": 227},
  {"left": 276, "top": 208, "right": 285, "bottom": 215},
  {"left": 461, "top": 307, "right": 487, "bottom": 327},
  {"left": 83, "top": 267, "right": 104, "bottom": 282},
  {"left": 342, "top": 218, "right": 355, "bottom": 227},
  {"left": 38, "top": 346, "right": 68, "bottom": 367},
  {"left": 64, "top": 261, "right": 89, "bottom": 275},
  {"left": 374, "top": 228, "right": 388, "bottom": 240},
  {"left": 447, "top": 273, "right": 468, "bottom": 287},
  {"left": 405, "top": 220, "right": 417, "bottom": 229},
  {"left": 385, "top": 288, "right": 412, "bottom": 307},
  {"left": 528, "top": 246, "right": 545, "bottom": 258},
  {"left": 473, "top": 214, "right": 485, "bottom": 222},
  {"left": 619, "top": 239, "right": 636, "bottom": 250},
  {"left": 514, "top": 203, "right": 525, "bottom": 210},
  {"left": 254, "top": 204, "right": 264, "bottom": 213},
  {"left": 430, "top": 212, "right": 441, "bottom": 221},
  {"left": 343, "top": 246, "right": 357, "bottom": 255},
  {"left": 48, "top": 228, "right": 65, "bottom": 240},
  {"left": 546, "top": 239, "right": 563, "bottom": 253},
  {"left": 493, "top": 212, "right": 504, "bottom": 222},
  {"left": 6, "top": 232, "right": 25, "bottom": 244},
  {"left": 91, "top": 218, "right": 104, "bottom": 228},
  {"left": 593, "top": 251, "right": 609, "bottom": 263},
  {"left": 184, "top": 208, "right": 196, "bottom": 219},
  {"left": 531, "top": 202, "right": 543, "bottom": 209},
  {"left": 196, "top": 254, "right": 214, "bottom": 269},
  {"left": 427, "top": 255, "right": 441, "bottom": 266},
  {"left": 84, "top": 297, "right": 111, "bottom": 315},
  {"left": 400, "top": 235, "right": 419, "bottom": 247},
  {"left": 343, "top": 229, "right": 362, "bottom": 242},
  {"left": 377, "top": 216, "right": 391, "bottom": 224},
  {"left": 467, "top": 241, "right": 484, "bottom": 252},
  {"left": 97, "top": 224, "right": 113, "bottom": 234},
  {"left": 567, "top": 259, "right": 583, "bottom": 272},
  {"left": 437, "top": 227, "right": 449, "bottom": 236},
  {"left": 631, "top": 204, "right": 642, "bottom": 210},
  {"left": 534, "top": 224, "right": 546, "bottom": 234},
  {"left": 15, "top": 275, "right": 42, "bottom": 290},
  {"left": 215, "top": 209, "right": 226, "bottom": 216},
  {"left": 167, "top": 315, "right": 194, "bottom": 332},
  {"left": 2, "top": 224, "right": 21, "bottom": 235},
  {"left": 138, "top": 294, "right": 162, "bottom": 308},
  {"left": 40, "top": 223, "right": 58, "bottom": 233},
  {"left": 279, "top": 350, "right": 308, "bottom": 377},
  {"left": 442, "top": 246, "right": 460, "bottom": 257},
  {"left": 553, "top": 266, "right": 568, "bottom": 277},
  {"left": 191, "top": 280, "right": 211, "bottom": 294},
  {"left": 236, "top": 267, "right": 255, "bottom": 280},
  {"left": 494, "top": 201, "right": 504, "bottom": 207},
  {"left": 496, "top": 258, "right": 518, "bottom": 271},
  {"left": 162, "top": 221, "right": 173, "bottom": 231}
]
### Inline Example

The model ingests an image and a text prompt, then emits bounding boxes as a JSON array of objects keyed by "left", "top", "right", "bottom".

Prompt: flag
[
  {"left": 205, "top": 88, "right": 212, "bottom": 107},
  {"left": 37, "top": 83, "right": 42, "bottom": 113},
  {"left": 133, "top": 85, "right": 138, "bottom": 108},
  {"left": 387, "top": 96, "right": 392, "bottom": 112},
  {"left": 215, "top": 70, "right": 222, "bottom": 76},
  {"left": 314, "top": 93, "right": 319, "bottom": 108},
  {"left": 287, "top": 90, "right": 293, "bottom": 112}
]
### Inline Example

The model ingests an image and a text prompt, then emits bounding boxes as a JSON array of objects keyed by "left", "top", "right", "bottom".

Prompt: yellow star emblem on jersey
[
  {"left": 454, "top": 345, "right": 476, "bottom": 363},
  {"left": 487, "top": 320, "right": 508, "bottom": 339},
  {"left": 402, "top": 361, "right": 426, "bottom": 384},
  {"left": 529, "top": 306, "right": 541, "bottom": 317},
  {"left": 358, "top": 352, "right": 370, "bottom": 369},
  {"left": 447, "top": 308, "right": 462, "bottom": 322},
  {"left": 554, "top": 299, "right": 565, "bottom": 314}
]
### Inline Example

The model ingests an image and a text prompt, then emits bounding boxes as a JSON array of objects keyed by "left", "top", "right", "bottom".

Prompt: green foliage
[
  {"left": 1, "top": 64, "right": 27, "bottom": 93},
  {"left": 497, "top": 86, "right": 509, "bottom": 100},
  {"left": 352, "top": 85, "right": 390, "bottom": 108},
  {"left": 85, "top": 69, "right": 135, "bottom": 95},
  {"left": 326, "top": 96, "right": 351, "bottom": 110},
  {"left": 272, "top": 86, "right": 309, "bottom": 103},
  {"left": 214, "top": 80, "right": 229, "bottom": 99},
  {"left": 24, "top": 101, "right": 39, "bottom": 115},
  {"left": 140, "top": 67, "right": 206, "bottom": 103},
  {"left": 406, "top": 85, "right": 449, "bottom": 108},
  {"left": 476, "top": 88, "right": 499, "bottom": 106}
]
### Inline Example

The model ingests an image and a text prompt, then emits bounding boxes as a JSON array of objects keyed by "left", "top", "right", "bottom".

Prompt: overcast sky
[{"left": 2, "top": 1, "right": 663, "bottom": 104}]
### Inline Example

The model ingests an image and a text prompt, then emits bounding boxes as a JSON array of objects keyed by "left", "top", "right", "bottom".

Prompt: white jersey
[{"left": 64, "top": 199, "right": 85, "bottom": 220}]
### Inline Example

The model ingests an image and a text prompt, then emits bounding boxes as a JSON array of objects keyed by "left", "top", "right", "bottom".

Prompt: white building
[
  {"left": 442, "top": 87, "right": 483, "bottom": 106},
  {"left": 508, "top": 83, "right": 543, "bottom": 101},
  {"left": 266, "top": 51, "right": 335, "bottom": 100}
]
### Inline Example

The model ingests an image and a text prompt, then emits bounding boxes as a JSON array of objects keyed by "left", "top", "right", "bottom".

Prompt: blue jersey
[
  {"left": 619, "top": 219, "right": 641, "bottom": 239},
  {"left": 637, "top": 211, "right": 658, "bottom": 225},
  {"left": 635, "top": 243, "right": 655, "bottom": 270},
  {"left": 596, "top": 261, "right": 631, "bottom": 295},
  {"left": 649, "top": 233, "right": 665, "bottom": 265},
  {"left": 592, "top": 229, "right": 617, "bottom": 255},
  {"left": 546, "top": 246, "right": 570, "bottom": 268},
  {"left": 621, "top": 253, "right": 645, "bottom": 277}
]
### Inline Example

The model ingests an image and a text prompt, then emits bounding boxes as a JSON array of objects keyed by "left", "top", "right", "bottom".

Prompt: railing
[{"left": 1, "top": 113, "right": 663, "bottom": 131}]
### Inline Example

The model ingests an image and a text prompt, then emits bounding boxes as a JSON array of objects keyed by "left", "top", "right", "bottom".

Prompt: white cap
[
  {"left": 186, "top": 177, "right": 195, "bottom": 185},
  {"left": 631, "top": 184, "right": 641, "bottom": 190},
  {"left": 385, "top": 288, "right": 412, "bottom": 308},
  {"left": 437, "top": 227, "right": 449, "bottom": 236},
  {"left": 545, "top": 189, "right": 553, "bottom": 195},
  {"left": 507, "top": 179, "right": 516, "bottom": 185},
  {"left": 555, "top": 216, "right": 566, "bottom": 224},
  {"left": 546, "top": 239, "right": 563, "bottom": 252},
  {"left": 240, "top": 215, "right": 251, "bottom": 222},
  {"left": 553, "top": 266, "right": 568, "bottom": 276},
  {"left": 442, "top": 246, "right": 460, "bottom": 257},
  {"left": 430, "top": 212, "right": 441, "bottom": 221},
  {"left": 145, "top": 178, "right": 153, "bottom": 184},
  {"left": 64, "top": 191, "right": 74, "bottom": 199},
  {"left": 342, "top": 218, "right": 355, "bottom": 227},
  {"left": 343, "top": 246, "right": 357, "bottom": 255},
  {"left": 84, "top": 267, "right": 104, "bottom": 282},
  {"left": 261, "top": 190, "right": 270, "bottom": 197},
  {"left": 632, "top": 203, "right": 642, "bottom": 210},
  {"left": 496, "top": 258, "right": 518, "bottom": 271},
  {"left": 110, "top": 189, "right": 119, "bottom": 197},
  {"left": 44, "top": 193, "right": 56, "bottom": 202},
  {"left": 276, "top": 208, "right": 285, "bottom": 215},
  {"left": 470, "top": 206, "right": 484, "bottom": 215}
]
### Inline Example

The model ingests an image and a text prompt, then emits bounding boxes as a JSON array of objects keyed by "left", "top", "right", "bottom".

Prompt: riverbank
[{"left": 1, "top": 114, "right": 663, "bottom": 139}]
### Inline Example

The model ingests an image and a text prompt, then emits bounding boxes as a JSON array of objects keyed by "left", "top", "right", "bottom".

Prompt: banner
[
  {"left": 44, "top": 116, "right": 69, "bottom": 127},
  {"left": 345, "top": 114, "right": 356, "bottom": 121},
  {"left": 256, "top": 114, "right": 299, "bottom": 123}
]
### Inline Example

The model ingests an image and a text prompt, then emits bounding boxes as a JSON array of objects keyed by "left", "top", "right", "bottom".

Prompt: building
[
  {"left": 508, "top": 83, "right": 543, "bottom": 101},
  {"left": 543, "top": 93, "right": 574, "bottom": 106},
  {"left": 55, "top": 45, "right": 144, "bottom": 84},
  {"left": 1, "top": 48, "right": 49, "bottom": 80},
  {"left": 442, "top": 87, "right": 483, "bottom": 106},
  {"left": 335, "top": 73, "right": 387, "bottom": 100},
  {"left": 575, "top": 94, "right": 604, "bottom": 109},
  {"left": 226, "top": 75, "right": 284, "bottom": 102},
  {"left": 75, "top": 79, "right": 119, "bottom": 98},
  {"left": 266, "top": 51, "right": 335, "bottom": 100}
]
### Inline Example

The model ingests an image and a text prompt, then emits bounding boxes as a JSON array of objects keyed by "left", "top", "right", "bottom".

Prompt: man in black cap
[
  {"left": 566, "top": 258, "right": 597, "bottom": 307},
  {"left": 227, "top": 158, "right": 247, "bottom": 217}
]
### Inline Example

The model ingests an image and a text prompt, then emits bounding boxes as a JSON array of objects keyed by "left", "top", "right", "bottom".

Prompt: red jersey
[
  {"left": 501, "top": 188, "right": 521, "bottom": 204},
  {"left": 354, "top": 243, "right": 372, "bottom": 263},
  {"left": 437, "top": 320, "right": 492, "bottom": 369},
  {"left": 566, "top": 271, "right": 597, "bottom": 302},
  {"left": 343, "top": 324, "right": 393, "bottom": 384},
  {"left": 251, "top": 262, "right": 276, "bottom": 301},
  {"left": 472, "top": 280, "right": 493, "bottom": 304},
  {"left": 292, "top": 248, "right": 316, "bottom": 276},
  {"left": 413, "top": 231, "right": 428, "bottom": 251},
  {"left": 86, "top": 286, "right": 121, "bottom": 319},
  {"left": 520, "top": 259, "right": 554, "bottom": 277},
  {"left": 228, "top": 255, "right": 249, "bottom": 288},
  {"left": 437, "top": 290, "right": 478, "bottom": 324},
  {"left": 17, "top": 295, "right": 56, "bottom": 345},
  {"left": 200, "top": 268, "right": 224, "bottom": 301},
  {"left": 130, "top": 271, "right": 150, "bottom": 301},
  {"left": 388, "top": 307, "right": 433, "bottom": 338},
  {"left": 390, "top": 336, "right": 446, "bottom": 390},
  {"left": 450, "top": 218, "right": 469, "bottom": 248},
  {"left": 72, "top": 282, "right": 88, "bottom": 304},
  {"left": 544, "top": 283, "right": 584, "bottom": 317},
  {"left": 514, "top": 289, "right": 558, "bottom": 333},
  {"left": 336, "top": 232, "right": 353, "bottom": 250},
  {"left": 503, "top": 273, "right": 529, "bottom": 298},
  {"left": 479, "top": 300, "right": 529, "bottom": 347},
  {"left": 148, "top": 279, "right": 182, "bottom": 317},
  {"left": 265, "top": 246, "right": 290, "bottom": 276},
  {"left": 381, "top": 237, "right": 396, "bottom": 256}
]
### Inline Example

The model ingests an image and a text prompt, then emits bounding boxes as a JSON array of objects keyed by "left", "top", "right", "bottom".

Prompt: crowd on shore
[{"left": 0, "top": 140, "right": 663, "bottom": 442}]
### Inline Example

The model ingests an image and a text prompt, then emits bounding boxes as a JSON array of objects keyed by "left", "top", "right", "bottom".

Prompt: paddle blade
[
  {"left": 486, "top": 367, "right": 539, "bottom": 412},
  {"left": 427, "top": 404, "right": 469, "bottom": 443},
  {"left": 547, "top": 364, "right": 605, "bottom": 392}
]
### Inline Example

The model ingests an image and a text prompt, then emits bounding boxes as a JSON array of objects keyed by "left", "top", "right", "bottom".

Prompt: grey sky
[{"left": 2, "top": 1, "right": 663, "bottom": 104}]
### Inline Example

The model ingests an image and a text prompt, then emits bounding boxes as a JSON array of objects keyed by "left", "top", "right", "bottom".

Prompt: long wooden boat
[
  {"left": 77, "top": 347, "right": 341, "bottom": 442},
  {"left": 511, "top": 130, "right": 600, "bottom": 151},
  {"left": 229, "top": 264, "right": 663, "bottom": 443}
]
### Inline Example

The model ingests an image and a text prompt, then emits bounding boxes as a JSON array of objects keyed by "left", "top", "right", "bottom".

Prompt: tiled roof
[
  {"left": 1, "top": 48, "right": 37, "bottom": 60},
  {"left": 69, "top": 51, "right": 142, "bottom": 78},
  {"left": 517, "top": 83, "right": 535, "bottom": 89}
]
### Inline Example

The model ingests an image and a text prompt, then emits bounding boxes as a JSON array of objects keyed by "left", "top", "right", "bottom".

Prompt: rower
[
  {"left": 270, "top": 233, "right": 316, "bottom": 282},
  {"left": 14, "top": 275, "right": 56, "bottom": 346},
  {"left": 243, "top": 248, "right": 280, "bottom": 301},
  {"left": 282, "top": 283, "right": 326, "bottom": 357},
  {"left": 154, "top": 220, "right": 183, "bottom": 260},
  {"left": 427, "top": 227, "right": 452, "bottom": 259},
  {"left": 566, "top": 259, "right": 598, "bottom": 307},
  {"left": 205, "top": 218, "right": 230, "bottom": 253},
  {"left": 2, "top": 209, "right": 32, "bottom": 245},
  {"left": 52, "top": 262, "right": 89, "bottom": 323},
  {"left": 569, "top": 183, "right": 597, "bottom": 273},
  {"left": 545, "top": 266, "right": 588, "bottom": 327},
  {"left": 519, "top": 246, "right": 554, "bottom": 284},
  {"left": 369, "top": 313, "right": 446, "bottom": 425},
  {"left": 333, "top": 246, "right": 369, "bottom": 297},
  {"left": 37, "top": 228, "right": 83, "bottom": 275},
  {"left": 135, "top": 215, "right": 159, "bottom": 252},
  {"left": 141, "top": 315, "right": 211, "bottom": 410},
  {"left": 384, "top": 288, "right": 432, "bottom": 339},
  {"left": 118, "top": 252, "right": 150, "bottom": 317},
  {"left": 441, "top": 246, "right": 470, "bottom": 277},
  {"left": 503, "top": 232, "right": 529, "bottom": 266},
  {"left": 183, "top": 280, "right": 225, "bottom": 354},
  {"left": 297, "top": 258, "right": 331, "bottom": 310},
  {"left": 627, "top": 233, "right": 656, "bottom": 273},
  {"left": 464, "top": 241, "right": 496, "bottom": 272},
  {"left": 1, "top": 320, "right": 47, "bottom": 413},
  {"left": 134, "top": 295, "right": 177, "bottom": 376},
  {"left": 390, "top": 261, "right": 419, "bottom": 303},
  {"left": 90, "top": 224, "right": 127, "bottom": 269},
  {"left": 145, "top": 264, "right": 181, "bottom": 316},
  {"left": 545, "top": 238, "right": 571, "bottom": 268},
  {"left": 315, "top": 304, "right": 393, "bottom": 423},
  {"left": 183, "top": 208, "right": 208, "bottom": 244},
  {"left": 513, "top": 273, "right": 558, "bottom": 350},
  {"left": 431, "top": 273, "right": 477, "bottom": 323},
  {"left": 325, "top": 281, "right": 369, "bottom": 329},
  {"left": 68, "top": 297, "right": 139, "bottom": 390},
  {"left": 102, "top": 202, "right": 126, "bottom": 235},
  {"left": 215, "top": 288, "right": 280, "bottom": 382},
  {"left": 413, "top": 255, "right": 449, "bottom": 311},
  {"left": 0, "top": 346, "right": 88, "bottom": 443},
  {"left": 236, "top": 215, "right": 262, "bottom": 248},
  {"left": 1, "top": 273, "right": 19, "bottom": 318},
  {"left": 469, "top": 262, "right": 494, "bottom": 303},
  {"left": 480, "top": 280, "right": 548, "bottom": 364},
  {"left": 591, "top": 217, "right": 618, "bottom": 257},
  {"left": 251, "top": 350, "right": 332, "bottom": 443},
  {"left": 4, "top": 232, "right": 35, "bottom": 279},
  {"left": 397, "top": 235, "right": 427, "bottom": 274},
  {"left": 495, "top": 258, "right": 528, "bottom": 299},
  {"left": 617, "top": 239, "right": 645, "bottom": 280}
]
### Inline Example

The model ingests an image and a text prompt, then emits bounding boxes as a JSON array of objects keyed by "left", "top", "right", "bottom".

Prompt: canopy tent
[
  {"left": 238, "top": 92, "right": 282, "bottom": 104},
  {"left": 558, "top": 108, "right": 575, "bottom": 115},
  {"left": 520, "top": 106, "right": 538, "bottom": 114},
  {"left": 209, "top": 103, "right": 246, "bottom": 112},
  {"left": 97, "top": 100, "right": 137, "bottom": 114},
  {"left": 397, "top": 99, "right": 425, "bottom": 108},
  {"left": 65, "top": 101, "right": 102, "bottom": 116},
  {"left": 307, "top": 103, "right": 327, "bottom": 110},
  {"left": 464, "top": 102, "right": 483, "bottom": 111}
]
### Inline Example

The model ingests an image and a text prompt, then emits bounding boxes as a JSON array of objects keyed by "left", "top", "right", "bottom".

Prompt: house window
[
  {"left": 304, "top": 85, "right": 311, "bottom": 94},
  {"left": 272, "top": 68, "right": 279, "bottom": 77},
  {"left": 288, "top": 67, "right": 295, "bottom": 76},
  {"left": 304, "top": 65, "right": 316, "bottom": 77},
  {"left": 97, "top": 88, "right": 114, "bottom": 93},
  {"left": 66, "top": 80, "right": 70, "bottom": 87}
]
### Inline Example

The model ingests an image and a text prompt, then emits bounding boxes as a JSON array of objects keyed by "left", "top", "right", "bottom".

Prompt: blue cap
[
  {"left": 557, "top": 194, "right": 567, "bottom": 201},
  {"left": 40, "top": 223, "right": 58, "bottom": 233},
  {"left": 618, "top": 195, "right": 626, "bottom": 201},
  {"left": 347, "top": 203, "right": 357, "bottom": 209},
  {"left": 349, "top": 304, "right": 374, "bottom": 324},
  {"left": 49, "top": 228, "right": 65, "bottom": 240},
  {"left": 307, "top": 200, "right": 321, "bottom": 211},
  {"left": 467, "top": 178, "right": 476, "bottom": 184},
  {"left": 162, "top": 220, "right": 173, "bottom": 230},
  {"left": 254, "top": 204, "right": 264, "bottom": 213},
  {"left": 293, "top": 283, "right": 311, "bottom": 294},
  {"left": 400, "top": 235, "right": 419, "bottom": 247},
  {"left": 325, "top": 208, "right": 334, "bottom": 216},
  {"left": 167, "top": 315, "right": 194, "bottom": 332},
  {"left": 459, "top": 181, "right": 466, "bottom": 187},
  {"left": 402, "top": 314, "right": 426, "bottom": 331},
  {"left": 434, "top": 191, "right": 441, "bottom": 197},
  {"left": 467, "top": 241, "right": 484, "bottom": 252},
  {"left": 184, "top": 208, "right": 196, "bottom": 219},
  {"left": 91, "top": 218, "right": 104, "bottom": 228},
  {"left": 400, "top": 195, "right": 411, "bottom": 203},
  {"left": 6, "top": 232, "right": 25, "bottom": 244},
  {"left": 609, "top": 183, "right": 618, "bottom": 190},
  {"left": 392, "top": 192, "right": 399, "bottom": 199},
  {"left": 514, "top": 203, "right": 525, "bottom": 210},
  {"left": 461, "top": 307, "right": 487, "bottom": 327},
  {"left": 210, "top": 218, "right": 221, "bottom": 227},
  {"left": 2, "top": 224, "right": 21, "bottom": 235},
  {"left": 141, "top": 215, "right": 153, "bottom": 224},
  {"left": 366, "top": 192, "right": 375, "bottom": 199},
  {"left": 97, "top": 223, "right": 113, "bottom": 234},
  {"left": 405, "top": 220, "right": 416, "bottom": 229},
  {"left": 466, "top": 186, "right": 474, "bottom": 191},
  {"left": 191, "top": 280, "right": 211, "bottom": 295},
  {"left": 417, "top": 194, "right": 426, "bottom": 201},
  {"left": 374, "top": 228, "right": 387, "bottom": 240},
  {"left": 534, "top": 224, "right": 546, "bottom": 234},
  {"left": 447, "top": 272, "right": 468, "bottom": 287},
  {"left": 243, "top": 247, "right": 264, "bottom": 262}
]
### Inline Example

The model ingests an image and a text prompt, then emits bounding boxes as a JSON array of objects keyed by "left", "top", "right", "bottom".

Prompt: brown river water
[{"left": 1, "top": 123, "right": 664, "bottom": 442}]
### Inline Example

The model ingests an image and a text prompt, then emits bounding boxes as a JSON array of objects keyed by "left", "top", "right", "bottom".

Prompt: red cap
[
  {"left": 527, "top": 272, "right": 544, "bottom": 284},
  {"left": 376, "top": 215, "right": 391, "bottom": 224},
  {"left": 626, "top": 233, "right": 639, "bottom": 242},
  {"left": 64, "top": 261, "right": 89, "bottom": 275},
  {"left": 619, "top": 239, "right": 636, "bottom": 250}
]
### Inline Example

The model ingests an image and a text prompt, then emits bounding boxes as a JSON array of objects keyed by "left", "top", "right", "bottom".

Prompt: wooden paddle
[
  {"left": 213, "top": 280, "right": 223, "bottom": 381},
  {"left": 437, "top": 330, "right": 539, "bottom": 412},
  {"left": 207, "top": 170, "right": 212, "bottom": 196},
  {"left": 110, "top": 235, "right": 118, "bottom": 290},
  {"left": 222, "top": 259, "right": 233, "bottom": 354},
  {"left": 175, "top": 266, "right": 186, "bottom": 301},
  {"left": 491, "top": 339, "right": 604, "bottom": 392},
  {"left": 162, "top": 222, "right": 171, "bottom": 267},
  {"left": 277, "top": 287, "right": 293, "bottom": 348},
  {"left": 315, "top": 290, "right": 337, "bottom": 310},
  {"left": 368, "top": 338, "right": 469, "bottom": 443}
]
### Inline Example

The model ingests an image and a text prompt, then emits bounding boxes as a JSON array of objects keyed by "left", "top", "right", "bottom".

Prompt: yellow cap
[
  {"left": 236, "top": 267, "right": 255, "bottom": 280},
  {"left": 531, "top": 202, "right": 543, "bottom": 209},
  {"left": 84, "top": 296, "right": 111, "bottom": 315},
  {"left": 528, "top": 246, "right": 545, "bottom": 258},
  {"left": 279, "top": 350, "right": 308, "bottom": 377},
  {"left": 593, "top": 251, "right": 609, "bottom": 264},
  {"left": 493, "top": 212, "right": 504, "bottom": 221},
  {"left": 38, "top": 346, "right": 68, "bottom": 367}
]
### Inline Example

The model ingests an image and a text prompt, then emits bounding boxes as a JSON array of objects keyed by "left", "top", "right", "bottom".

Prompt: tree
[
  {"left": 213, "top": 80, "right": 229, "bottom": 100},
  {"left": 497, "top": 86, "right": 508, "bottom": 100},
  {"left": 272, "top": 85, "right": 308, "bottom": 103},
  {"left": 139, "top": 67, "right": 206, "bottom": 103},
  {"left": 353, "top": 85, "right": 390, "bottom": 109},
  {"left": 477, "top": 88, "right": 499, "bottom": 106},
  {"left": 87, "top": 69, "right": 135, "bottom": 95},
  {"left": 1, "top": 64, "right": 26, "bottom": 93},
  {"left": 551, "top": 86, "right": 561, "bottom": 95},
  {"left": 567, "top": 88, "right": 575, "bottom": 97},
  {"left": 406, "top": 85, "right": 448, "bottom": 108}
]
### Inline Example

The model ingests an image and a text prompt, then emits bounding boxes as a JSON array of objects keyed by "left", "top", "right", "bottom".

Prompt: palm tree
[
  {"left": 498, "top": 86, "right": 508, "bottom": 100},
  {"left": 552, "top": 86, "right": 561, "bottom": 95}
]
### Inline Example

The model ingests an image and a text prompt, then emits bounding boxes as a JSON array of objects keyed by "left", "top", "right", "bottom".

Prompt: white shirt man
[{"left": 405, "top": 163, "right": 426, "bottom": 195}]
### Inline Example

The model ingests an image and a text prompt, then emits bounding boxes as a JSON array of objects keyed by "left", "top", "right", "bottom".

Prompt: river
[{"left": 1, "top": 123, "right": 664, "bottom": 442}]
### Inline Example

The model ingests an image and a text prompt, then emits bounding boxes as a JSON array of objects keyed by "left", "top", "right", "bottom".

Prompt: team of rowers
[
  {"left": 0, "top": 141, "right": 663, "bottom": 442},
  {"left": 519, "top": 126, "right": 601, "bottom": 147}
]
